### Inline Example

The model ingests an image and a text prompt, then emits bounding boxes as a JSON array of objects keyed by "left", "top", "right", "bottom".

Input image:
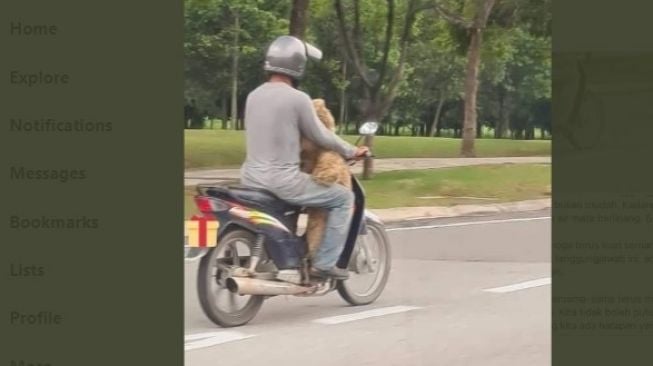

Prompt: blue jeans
[{"left": 282, "top": 181, "right": 354, "bottom": 271}]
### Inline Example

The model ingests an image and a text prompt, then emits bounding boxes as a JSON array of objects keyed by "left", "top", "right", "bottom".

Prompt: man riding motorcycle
[{"left": 240, "top": 35, "right": 369, "bottom": 281}]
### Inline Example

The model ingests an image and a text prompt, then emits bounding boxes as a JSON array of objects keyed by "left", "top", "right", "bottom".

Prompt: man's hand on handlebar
[{"left": 353, "top": 146, "right": 371, "bottom": 160}]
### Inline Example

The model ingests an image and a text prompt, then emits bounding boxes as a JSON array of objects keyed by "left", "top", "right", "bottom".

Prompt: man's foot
[{"left": 310, "top": 266, "right": 349, "bottom": 280}]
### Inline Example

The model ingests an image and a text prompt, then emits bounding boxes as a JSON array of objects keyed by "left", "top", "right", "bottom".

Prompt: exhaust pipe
[{"left": 226, "top": 277, "right": 312, "bottom": 296}]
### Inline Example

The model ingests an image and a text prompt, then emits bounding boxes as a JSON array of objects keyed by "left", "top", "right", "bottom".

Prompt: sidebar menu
[{"left": 1, "top": 2, "right": 183, "bottom": 365}]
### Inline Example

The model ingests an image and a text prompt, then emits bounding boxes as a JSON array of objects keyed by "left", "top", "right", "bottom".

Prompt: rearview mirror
[{"left": 359, "top": 121, "right": 379, "bottom": 136}]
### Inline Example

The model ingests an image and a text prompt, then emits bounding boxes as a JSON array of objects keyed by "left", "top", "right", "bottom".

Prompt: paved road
[
  {"left": 185, "top": 156, "right": 551, "bottom": 186},
  {"left": 184, "top": 210, "right": 551, "bottom": 366}
]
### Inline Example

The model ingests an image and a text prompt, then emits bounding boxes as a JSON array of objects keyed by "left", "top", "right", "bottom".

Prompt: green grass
[
  {"left": 184, "top": 164, "right": 551, "bottom": 217},
  {"left": 361, "top": 164, "right": 551, "bottom": 209},
  {"left": 185, "top": 130, "right": 551, "bottom": 169},
  {"left": 185, "top": 130, "right": 247, "bottom": 169}
]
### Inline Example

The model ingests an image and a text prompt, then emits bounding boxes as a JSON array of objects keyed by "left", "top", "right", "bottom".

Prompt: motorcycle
[{"left": 191, "top": 122, "right": 391, "bottom": 327}]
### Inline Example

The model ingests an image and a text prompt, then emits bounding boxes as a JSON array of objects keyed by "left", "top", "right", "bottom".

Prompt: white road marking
[
  {"left": 184, "top": 331, "right": 254, "bottom": 351},
  {"left": 312, "top": 305, "right": 422, "bottom": 325},
  {"left": 387, "top": 216, "right": 551, "bottom": 232},
  {"left": 483, "top": 277, "right": 551, "bottom": 293}
]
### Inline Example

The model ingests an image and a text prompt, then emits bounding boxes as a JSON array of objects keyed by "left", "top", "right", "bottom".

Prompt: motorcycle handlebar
[{"left": 346, "top": 150, "right": 374, "bottom": 166}]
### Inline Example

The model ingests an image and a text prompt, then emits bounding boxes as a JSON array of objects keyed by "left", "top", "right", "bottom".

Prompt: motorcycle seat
[{"left": 207, "top": 185, "right": 299, "bottom": 213}]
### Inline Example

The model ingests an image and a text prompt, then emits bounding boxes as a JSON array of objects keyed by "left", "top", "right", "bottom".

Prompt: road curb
[{"left": 370, "top": 199, "right": 551, "bottom": 223}]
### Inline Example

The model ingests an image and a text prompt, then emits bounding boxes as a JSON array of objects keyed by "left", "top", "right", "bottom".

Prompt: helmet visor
[{"left": 305, "top": 42, "right": 323, "bottom": 61}]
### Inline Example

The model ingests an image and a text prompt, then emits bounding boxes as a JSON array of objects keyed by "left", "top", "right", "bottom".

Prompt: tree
[
  {"left": 185, "top": 0, "right": 550, "bottom": 141},
  {"left": 334, "top": 0, "right": 428, "bottom": 178},
  {"left": 185, "top": 0, "right": 290, "bottom": 128},
  {"left": 433, "top": 0, "right": 497, "bottom": 156},
  {"left": 304, "top": 1, "right": 353, "bottom": 132},
  {"left": 185, "top": 0, "right": 233, "bottom": 126},
  {"left": 408, "top": 16, "right": 465, "bottom": 137},
  {"left": 290, "top": 0, "right": 311, "bottom": 38},
  {"left": 477, "top": 0, "right": 551, "bottom": 139},
  {"left": 334, "top": 0, "right": 428, "bottom": 121}
]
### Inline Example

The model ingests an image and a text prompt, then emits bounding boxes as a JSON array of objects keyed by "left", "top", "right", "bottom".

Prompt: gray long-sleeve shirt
[{"left": 240, "top": 82, "right": 356, "bottom": 199}]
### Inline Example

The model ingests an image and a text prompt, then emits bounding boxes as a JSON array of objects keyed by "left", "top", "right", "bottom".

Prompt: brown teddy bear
[{"left": 300, "top": 99, "right": 352, "bottom": 260}]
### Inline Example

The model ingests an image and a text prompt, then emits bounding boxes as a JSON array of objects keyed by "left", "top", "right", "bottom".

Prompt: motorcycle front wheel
[
  {"left": 337, "top": 220, "right": 391, "bottom": 305},
  {"left": 197, "top": 229, "right": 264, "bottom": 327}
]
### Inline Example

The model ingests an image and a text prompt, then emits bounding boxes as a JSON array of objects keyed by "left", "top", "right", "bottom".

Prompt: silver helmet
[{"left": 263, "top": 35, "right": 323, "bottom": 79}]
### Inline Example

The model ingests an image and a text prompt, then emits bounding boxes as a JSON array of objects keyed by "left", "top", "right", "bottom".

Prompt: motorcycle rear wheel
[
  {"left": 197, "top": 229, "right": 264, "bottom": 327},
  {"left": 337, "top": 220, "right": 391, "bottom": 305}
]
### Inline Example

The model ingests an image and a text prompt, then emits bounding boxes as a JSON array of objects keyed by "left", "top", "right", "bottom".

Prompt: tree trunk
[
  {"left": 460, "top": 0, "right": 496, "bottom": 157},
  {"left": 230, "top": 10, "right": 240, "bottom": 130},
  {"left": 460, "top": 27, "right": 483, "bottom": 157},
  {"left": 221, "top": 97, "right": 228, "bottom": 129},
  {"left": 289, "top": 0, "right": 310, "bottom": 38},
  {"left": 338, "top": 61, "right": 347, "bottom": 130},
  {"left": 429, "top": 91, "right": 446, "bottom": 137}
]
